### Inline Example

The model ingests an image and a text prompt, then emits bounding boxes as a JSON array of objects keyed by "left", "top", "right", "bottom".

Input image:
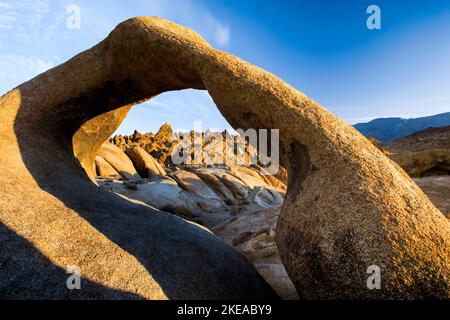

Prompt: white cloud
[
  {"left": 0, "top": 0, "right": 233, "bottom": 128},
  {"left": 0, "top": 2, "right": 13, "bottom": 9},
  {"left": 134, "top": 0, "right": 231, "bottom": 47},
  {"left": 213, "top": 22, "right": 230, "bottom": 46},
  {"left": 0, "top": 54, "right": 53, "bottom": 92},
  {"left": 0, "top": 0, "right": 51, "bottom": 42}
]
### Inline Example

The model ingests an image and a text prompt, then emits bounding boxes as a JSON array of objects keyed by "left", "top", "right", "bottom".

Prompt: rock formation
[
  {"left": 414, "top": 176, "right": 450, "bottom": 217},
  {"left": 213, "top": 207, "right": 298, "bottom": 300},
  {"left": 0, "top": 17, "right": 449, "bottom": 299},
  {"left": 98, "top": 163, "right": 285, "bottom": 228},
  {"left": 125, "top": 145, "right": 167, "bottom": 179},
  {"left": 98, "top": 142, "right": 143, "bottom": 182},
  {"left": 378, "top": 126, "right": 450, "bottom": 218},
  {"left": 110, "top": 123, "right": 176, "bottom": 165},
  {"left": 98, "top": 128, "right": 450, "bottom": 297},
  {"left": 95, "top": 156, "right": 122, "bottom": 180},
  {"left": 385, "top": 126, "right": 450, "bottom": 177}
]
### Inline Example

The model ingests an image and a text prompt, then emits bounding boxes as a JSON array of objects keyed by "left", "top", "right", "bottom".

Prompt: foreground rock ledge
[{"left": 0, "top": 17, "right": 449, "bottom": 299}]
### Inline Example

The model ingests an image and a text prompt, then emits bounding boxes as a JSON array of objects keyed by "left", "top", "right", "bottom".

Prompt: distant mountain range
[{"left": 354, "top": 112, "right": 450, "bottom": 142}]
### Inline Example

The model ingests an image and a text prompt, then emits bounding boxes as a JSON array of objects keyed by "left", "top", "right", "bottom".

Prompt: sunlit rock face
[
  {"left": 98, "top": 127, "right": 450, "bottom": 298},
  {"left": 384, "top": 126, "right": 450, "bottom": 178},
  {"left": 0, "top": 17, "right": 449, "bottom": 299}
]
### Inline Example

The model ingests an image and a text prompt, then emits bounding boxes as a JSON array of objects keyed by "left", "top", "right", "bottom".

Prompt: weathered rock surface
[
  {"left": 171, "top": 170, "right": 223, "bottom": 202},
  {"left": 98, "top": 163, "right": 286, "bottom": 229},
  {"left": 414, "top": 176, "right": 450, "bottom": 218},
  {"left": 98, "top": 177, "right": 230, "bottom": 226},
  {"left": 384, "top": 126, "right": 450, "bottom": 177},
  {"left": 94, "top": 143, "right": 290, "bottom": 296},
  {"left": 366, "top": 137, "right": 390, "bottom": 154},
  {"left": 0, "top": 17, "right": 449, "bottom": 299},
  {"left": 125, "top": 145, "right": 166, "bottom": 179},
  {"left": 101, "top": 137, "right": 449, "bottom": 298},
  {"left": 111, "top": 123, "right": 176, "bottom": 165},
  {"left": 213, "top": 207, "right": 298, "bottom": 300},
  {"left": 389, "top": 149, "right": 450, "bottom": 177},
  {"left": 366, "top": 127, "right": 450, "bottom": 218},
  {"left": 98, "top": 142, "right": 142, "bottom": 182},
  {"left": 95, "top": 156, "right": 122, "bottom": 180},
  {"left": 0, "top": 17, "right": 278, "bottom": 300},
  {"left": 193, "top": 170, "right": 237, "bottom": 205},
  {"left": 211, "top": 170, "right": 250, "bottom": 200},
  {"left": 112, "top": 124, "right": 268, "bottom": 169}
]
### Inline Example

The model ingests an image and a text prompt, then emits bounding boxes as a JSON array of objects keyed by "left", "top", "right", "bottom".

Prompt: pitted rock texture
[
  {"left": 0, "top": 17, "right": 449, "bottom": 299},
  {"left": 0, "top": 17, "right": 277, "bottom": 300}
]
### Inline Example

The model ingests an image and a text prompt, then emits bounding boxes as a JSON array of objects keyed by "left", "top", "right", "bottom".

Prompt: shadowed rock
[
  {"left": 385, "top": 126, "right": 450, "bottom": 177},
  {"left": 0, "top": 17, "right": 277, "bottom": 300},
  {"left": 414, "top": 176, "right": 450, "bottom": 217},
  {"left": 213, "top": 207, "right": 299, "bottom": 300},
  {"left": 0, "top": 17, "right": 449, "bottom": 299}
]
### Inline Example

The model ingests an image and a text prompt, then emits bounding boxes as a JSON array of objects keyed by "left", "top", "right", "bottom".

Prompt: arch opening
[
  {"left": 86, "top": 88, "right": 295, "bottom": 299},
  {"left": 2, "top": 16, "right": 449, "bottom": 300}
]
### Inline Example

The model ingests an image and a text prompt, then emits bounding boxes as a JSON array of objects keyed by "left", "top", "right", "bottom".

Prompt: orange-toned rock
[
  {"left": 0, "top": 17, "right": 448, "bottom": 299},
  {"left": 170, "top": 170, "right": 223, "bottom": 203},
  {"left": 98, "top": 142, "right": 142, "bottom": 182},
  {"left": 192, "top": 169, "right": 237, "bottom": 204},
  {"left": 0, "top": 17, "right": 277, "bottom": 300},
  {"left": 125, "top": 145, "right": 166, "bottom": 179},
  {"left": 95, "top": 156, "right": 122, "bottom": 180}
]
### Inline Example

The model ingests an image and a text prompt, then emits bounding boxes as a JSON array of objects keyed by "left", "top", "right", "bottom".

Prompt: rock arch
[{"left": 0, "top": 17, "right": 448, "bottom": 299}]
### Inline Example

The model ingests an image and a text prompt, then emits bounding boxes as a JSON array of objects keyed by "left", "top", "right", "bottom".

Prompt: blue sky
[{"left": 0, "top": 0, "right": 449, "bottom": 134}]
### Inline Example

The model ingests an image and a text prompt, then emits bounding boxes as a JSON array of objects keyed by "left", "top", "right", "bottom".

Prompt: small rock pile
[{"left": 110, "top": 122, "right": 175, "bottom": 165}]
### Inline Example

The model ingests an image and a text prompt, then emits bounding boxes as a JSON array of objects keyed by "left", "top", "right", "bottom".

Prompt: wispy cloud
[
  {"left": 133, "top": 0, "right": 231, "bottom": 47},
  {"left": 212, "top": 20, "right": 230, "bottom": 46},
  {"left": 0, "top": 54, "right": 53, "bottom": 91},
  {"left": 0, "top": 2, "right": 13, "bottom": 9},
  {"left": 0, "top": 0, "right": 232, "bottom": 86},
  {"left": 0, "top": 0, "right": 233, "bottom": 131},
  {"left": 0, "top": 0, "right": 50, "bottom": 37}
]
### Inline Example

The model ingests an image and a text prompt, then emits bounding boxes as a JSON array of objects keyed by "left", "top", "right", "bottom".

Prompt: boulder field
[
  {"left": 0, "top": 17, "right": 449, "bottom": 299},
  {"left": 96, "top": 125, "right": 450, "bottom": 299},
  {"left": 95, "top": 139, "right": 292, "bottom": 298}
]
